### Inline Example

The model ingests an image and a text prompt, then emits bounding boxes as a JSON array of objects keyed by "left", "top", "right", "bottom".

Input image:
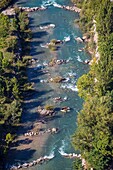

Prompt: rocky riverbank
[
  {"left": 8, "top": 154, "right": 55, "bottom": 170},
  {"left": 2, "top": 4, "right": 81, "bottom": 16}
]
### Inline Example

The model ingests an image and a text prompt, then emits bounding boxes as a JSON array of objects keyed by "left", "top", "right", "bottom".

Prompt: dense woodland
[
  {"left": 72, "top": 0, "right": 113, "bottom": 170},
  {"left": 0, "top": 7, "right": 32, "bottom": 168}
]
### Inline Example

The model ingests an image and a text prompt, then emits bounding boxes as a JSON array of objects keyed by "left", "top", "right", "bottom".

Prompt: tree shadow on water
[
  {"left": 17, "top": 123, "right": 34, "bottom": 135},
  {"left": 7, "top": 147, "right": 36, "bottom": 165},
  {"left": 21, "top": 111, "right": 39, "bottom": 123},
  {"left": 31, "top": 40, "right": 44, "bottom": 47},
  {"left": 23, "top": 89, "right": 53, "bottom": 102},
  {"left": 13, "top": 138, "right": 33, "bottom": 147},
  {"left": 30, "top": 41, "right": 45, "bottom": 57},
  {"left": 33, "top": 31, "right": 48, "bottom": 39},
  {"left": 36, "top": 51, "right": 45, "bottom": 55},
  {"left": 45, "top": 115, "right": 62, "bottom": 122},
  {"left": 20, "top": 90, "right": 53, "bottom": 124},
  {"left": 30, "top": 49, "right": 45, "bottom": 58}
]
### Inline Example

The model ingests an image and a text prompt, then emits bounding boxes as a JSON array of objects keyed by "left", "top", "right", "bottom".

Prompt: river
[{"left": 6, "top": 0, "right": 90, "bottom": 169}]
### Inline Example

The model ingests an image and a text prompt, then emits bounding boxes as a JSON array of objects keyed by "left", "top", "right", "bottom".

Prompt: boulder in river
[
  {"left": 51, "top": 128, "right": 59, "bottom": 133},
  {"left": 49, "top": 76, "right": 66, "bottom": 83},
  {"left": 37, "top": 106, "right": 55, "bottom": 116},
  {"left": 60, "top": 106, "right": 71, "bottom": 113}
]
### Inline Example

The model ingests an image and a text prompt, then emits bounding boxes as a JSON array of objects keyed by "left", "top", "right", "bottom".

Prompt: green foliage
[
  {"left": 18, "top": 12, "right": 29, "bottom": 32},
  {"left": 0, "top": 14, "right": 10, "bottom": 37},
  {"left": 73, "top": 158, "right": 83, "bottom": 170},
  {"left": 10, "top": 18, "right": 18, "bottom": 31},
  {"left": 5, "top": 133, "right": 14, "bottom": 145},
  {"left": 12, "top": 77, "right": 20, "bottom": 99},
  {"left": 2, "top": 55, "right": 10, "bottom": 70},
  {"left": 50, "top": 39, "right": 57, "bottom": 44},
  {"left": 48, "top": 43, "right": 57, "bottom": 51},
  {"left": 0, "top": 51, "right": 3, "bottom": 73},
  {"left": 6, "top": 36, "right": 18, "bottom": 52},
  {"left": 73, "top": 0, "right": 113, "bottom": 169},
  {"left": 77, "top": 73, "right": 94, "bottom": 99},
  {"left": 0, "top": 8, "right": 31, "bottom": 166},
  {"left": 73, "top": 95, "right": 113, "bottom": 169},
  {"left": 96, "top": 0, "right": 113, "bottom": 36},
  {"left": 45, "top": 105, "right": 54, "bottom": 110},
  {"left": 0, "top": 0, "right": 12, "bottom": 10}
]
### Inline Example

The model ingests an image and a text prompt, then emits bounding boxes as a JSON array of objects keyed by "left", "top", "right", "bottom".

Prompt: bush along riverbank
[
  {"left": 0, "top": 8, "right": 32, "bottom": 169},
  {"left": 72, "top": 0, "right": 113, "bottom": 170}
]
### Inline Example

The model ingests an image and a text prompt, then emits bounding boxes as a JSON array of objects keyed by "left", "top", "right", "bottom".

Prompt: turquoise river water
[{"left": 7, "top": 0, "right": 91, "bottom": 169}]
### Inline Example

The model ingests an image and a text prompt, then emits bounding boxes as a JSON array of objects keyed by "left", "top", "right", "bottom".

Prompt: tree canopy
[
  {"left": 0, "top": 0, "right": 12, "bottom": 11},
  {"left": 72, "top": 0, "right": 113, "bottom": 169},
  {"left": 0, "top": 8, "right": 31, "bottom": 168}
]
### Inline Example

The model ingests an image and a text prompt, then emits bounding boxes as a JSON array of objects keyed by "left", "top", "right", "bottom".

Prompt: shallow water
[{"left": 7, "top": 0, "right": 90, "bottom": 169}]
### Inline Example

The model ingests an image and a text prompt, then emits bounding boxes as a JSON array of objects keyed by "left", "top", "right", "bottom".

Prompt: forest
[
  {"left": 72, "top": 0, "right": 113, "bottom": 169},
  {"left": 0, "top": 7, "right": 32, "bottom": 168}
]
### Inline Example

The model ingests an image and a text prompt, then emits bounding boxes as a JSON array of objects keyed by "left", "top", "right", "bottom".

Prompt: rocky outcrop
[
  {"left": 2, "top": 4, "right": 81, "bottom": 16},
  {"left": 18, "top": 6, "right": 47, "bottom": 12},
  {"left": 37, "top": 106, "right": 55, "bottom": 117}
]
